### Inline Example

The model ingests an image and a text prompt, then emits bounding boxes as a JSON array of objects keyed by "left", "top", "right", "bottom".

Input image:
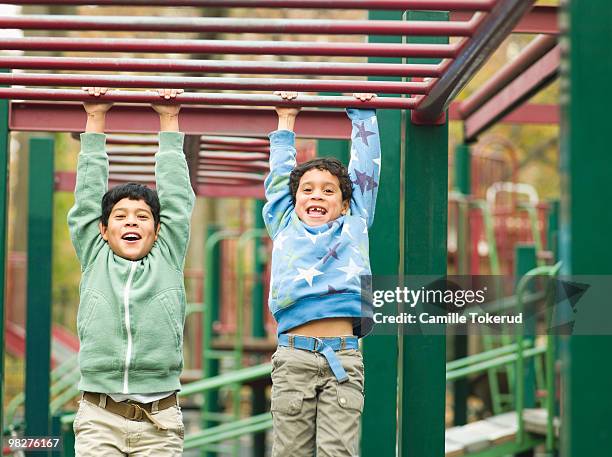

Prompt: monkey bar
[
  {"left": 3, "top": 0, "right": 495, "bottom": 10},
  {"left": 0, "top": 56, "right": 442, "bottom": 77},
  {"left": 0, "top": 15, "right": 477, "bottom": 35},
  {"left": 0, "top": 37, "right": 459, "bottom": 58},
  {"left": 0, "top": 0, "right": 536, "bottom": 117}
]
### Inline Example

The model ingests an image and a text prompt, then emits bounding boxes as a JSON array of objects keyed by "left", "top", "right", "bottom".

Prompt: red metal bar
[
  {"left": 0, "top": 88, "right": 419, "bottom": 109},
  {"left": 200, "top": 136, "right": 270, "bottom": 150},
  {"left": 459, "top": 34, "right": 557, "bottom": 118},
  {"left": 464, "top": 45, "right": 560, "bottom": 141},
  {"left": 0, "top": 56, "right": 442, "bottom": 78},
  {"left": 9, "top": 101, "right": 353, "bottom": 138},
  {"left": 201, "top": 137, "right": 269, "bottom": 148},
  {"left": 105, "top": 135, "right": 269, "bottom": 147},
  {"left": 414, "top": 0, "right": 534, "bottom": 122},
  {"left": 201, "top": 145, "right": 269, "bottom": 153},
  {"left": 106, "top": 135, "right": 157, "bottom": 145},
  {"left": 0, "top": 72, "right": 430, "bottom": 95},
  {"left": 452, "top": 5, "right": 558, "bottom": 34},
  {"left": 448, "top": 101, "right": 559, "bottom": 125},
  {"left": 5, "top": 0, "right": 495, "bottom": 10},
  {"left": 56, "top": 170, "right": 265, "bottom": 198},
  {"left": 198, "top": 162, "right": 269, "bottom": 171},
  {"left": 197, "top": 183, "right": 263, "bottom": 199},
  {"left": 197, "top": 170, "right": 264, "bottom": 181},
  {"left": 200, "top": 152, "right": 269, "bottom": 161},
  {"left": 0, "top": 15, "right": 476, "bottom": 36}
]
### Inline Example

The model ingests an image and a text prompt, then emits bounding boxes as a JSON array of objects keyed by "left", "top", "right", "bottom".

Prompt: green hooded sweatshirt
[{"left": 67, "top": 132, "right": 195, "bottom": 394}]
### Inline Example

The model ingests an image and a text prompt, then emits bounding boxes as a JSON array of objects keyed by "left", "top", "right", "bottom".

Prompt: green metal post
[
  {"left": 547, "top": 200, "right": 559, "bottom": 261},
  {"left": 202, "top": 224, "right": 223, "bottom": 457},
  {"left": 453, "top": 143, "right": 471, "bottom": 425},
  {"left": 514, "top": 245, "right": 537, "bottom": 410},
  {"left": 251, "top": 200, "right": 266, "bottom": 457},
  {"left": 25, "top": 137, "right": 54, "bottom": 452},
  {"left": 251, "top": 200, "right": 266, "bottom": 339},
  {"left": 0, "top": 69, "right": 8, "bottom": 434},
  {"left": 401, "top": 10, "right": 447, "bottom": 457},
  {"left": 361, "top": 9, "right": 402, "bottom": 457},
  {"left": 560, "top": 1, "right": 612, "bottom": 456}
]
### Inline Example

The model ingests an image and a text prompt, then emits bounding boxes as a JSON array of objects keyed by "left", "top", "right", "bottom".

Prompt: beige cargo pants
[
  {"left": 73, "top": 395, "right": 184, "bottom": 456},
  {"left": 270, "top": 345, "right": 365, "bottom": 457}
]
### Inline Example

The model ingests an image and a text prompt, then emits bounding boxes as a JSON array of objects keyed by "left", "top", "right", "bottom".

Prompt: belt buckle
[
  {"left": 127, "top": 404, "right": 144, "bottom": 421},
  {"left": 312, "top": 337, "right": 322, "bottom": 351}
]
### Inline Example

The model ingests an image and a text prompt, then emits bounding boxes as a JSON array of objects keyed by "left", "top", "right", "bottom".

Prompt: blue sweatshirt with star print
[{"left": 263, "top": 108, "right": 380, "bottom": 337}]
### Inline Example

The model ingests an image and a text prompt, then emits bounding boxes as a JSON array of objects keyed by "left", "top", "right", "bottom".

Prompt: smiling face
[
  {"left": 99, "top": 198, "right": 160, "bottom": 261},
  {"left": 294, "top": 168, "right": 349, "bottom": 227}
]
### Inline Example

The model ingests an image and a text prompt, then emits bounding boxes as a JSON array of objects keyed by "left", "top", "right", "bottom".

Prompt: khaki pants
[
  {"left": 271, "top": 346, "right": 364, "bottom": 457},
  {"left": 73, "top": 395, "right": 184, "bottom": 456}
]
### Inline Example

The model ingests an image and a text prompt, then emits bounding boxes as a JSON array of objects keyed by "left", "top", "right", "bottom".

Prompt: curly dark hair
[
  {"left": 289, "top": 157, "right": 352, "bottom": 204},
  {"left": 100, "top": 182, "right": 161, "bottom": 228}
]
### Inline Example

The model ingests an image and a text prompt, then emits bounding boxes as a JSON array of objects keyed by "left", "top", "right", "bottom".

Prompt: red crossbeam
[
  {"left": 0, "top": 15, "right": 476, "bottom": 36},
  {"left": 0, "top": 56, "right": 442, "bottom": 78},
  {"left": 0, "top": 37, "right": 459, "bottom": 59},
  {"left": 10, "top": 102, "right": 353, "bottom": 138},
  {"left": 5, "top": 0, "right": 495, "bottom": 10},
  {"left": 459, "top": 34, "right": 557, "bottom": 118},
  {"left": 452, "top": 6, "right": 558, "bottom": 35},
  {"left": 464, "top": 45, "right": 560, "bottom": 141},
  {"left": 0, "top": 73, "right": 431, "bottom": 95},
  {"left": 0, "top": 88, "right": 418, "bottom": 109},
  {"left": 200, "top": 152, "right": 269, "bottom": 161}
]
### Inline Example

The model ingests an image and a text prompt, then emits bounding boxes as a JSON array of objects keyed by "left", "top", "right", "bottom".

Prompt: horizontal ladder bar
[
  {"left": 0, "top": 15, "right": 476, "bottom": 36},
  {"left": 0, "top": 72, "right": 430, "bottom": 95},
  {"left": 0, "top": 55, "right": 443, "bottom": 77},
  {"left": 0, "top": 88, "right": 419, "bottom": 109}
]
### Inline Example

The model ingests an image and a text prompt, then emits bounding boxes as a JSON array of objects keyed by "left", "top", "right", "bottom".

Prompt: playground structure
[{"left": 0, "top": 1, "right": 610, "bottom": 457}]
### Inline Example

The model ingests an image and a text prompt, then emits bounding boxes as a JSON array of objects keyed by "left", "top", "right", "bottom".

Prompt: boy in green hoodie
[{"left": 68, "top": 88, "right": 195, "bottom": 456}]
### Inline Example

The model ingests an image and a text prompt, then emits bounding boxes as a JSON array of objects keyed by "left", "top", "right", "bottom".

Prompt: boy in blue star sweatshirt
[{"left": 264, "top": 92, "right": 381, "bottom": 456}]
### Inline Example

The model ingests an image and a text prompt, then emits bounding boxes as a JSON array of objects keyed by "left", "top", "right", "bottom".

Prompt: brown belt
[{"left": 83, "top": 391, "right": 177, "bottom": 430}]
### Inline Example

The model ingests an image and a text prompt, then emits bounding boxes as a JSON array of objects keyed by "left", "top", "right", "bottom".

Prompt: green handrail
[
  {"left": 516, "top": 202, "right": 545, "bottom": 266},
  {"left": 184, "top": 413, "right": 272, "bottom": 449},
  {"left": 515, "top": 261, "right": 562, "bottom": 451},
  {"left": 445, "top": 341, "right": 532, "bottom": 371}
]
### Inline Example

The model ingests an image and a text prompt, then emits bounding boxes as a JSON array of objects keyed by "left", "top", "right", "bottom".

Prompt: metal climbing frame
[
  {"left": 0, "top": 2, "right": 562, "bottom": 457},
  {"left": 0, "top": 0, "right": 533, "bottom": 117}
]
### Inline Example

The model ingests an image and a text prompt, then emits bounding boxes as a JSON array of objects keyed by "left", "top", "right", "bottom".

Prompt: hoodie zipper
[{"left": 122, "top": 261, "right": 138, "bottom": 394}]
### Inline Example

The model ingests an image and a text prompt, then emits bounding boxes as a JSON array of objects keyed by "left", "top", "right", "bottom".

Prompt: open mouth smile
[
  {"left": 121, "top": 232, "right": 142, "bottom": 243},
  {"left": 306, "top": 206, "right": 327, "bottom": 217}
]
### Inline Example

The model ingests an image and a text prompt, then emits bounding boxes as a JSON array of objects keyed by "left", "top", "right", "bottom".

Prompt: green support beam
[
  {"left": 361, "top": 9, "right": 402, "bottom": 457},
  {"left": 454, "top": 143, "right": 471, "bottom": 196},
  {"left": 0, "top": 69, "right": 8, "bottom": 433},
  {"left": 453, "top": 143, "right": 471, "bottom": 425},
  {"left": 25, "top": 137, "right": 54, "bottom": 448},
  {"left": 401, "top": 10, "right": 448, "bottom": 457},
  {"left": 250, "top": 202, "right": 267, "bottom": 457},
  {"left": 560, "top": 1, "right": 612, "bottom": 456},
  {"left": 514, "top": 244, "right": 537, "bottom": 411}
]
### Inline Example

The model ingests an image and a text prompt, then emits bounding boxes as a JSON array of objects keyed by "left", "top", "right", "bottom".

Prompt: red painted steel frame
[
  {"left": 6, "top": 0, "right": 495, "bottom": 10},
  {"left": 0, "top": 37, "right": 459, "bottom": 59},
  {"left": 0, "top": 88, "right": 419, "bottom": 109},
  {"left": 0, "top": 56, "right": 442, "bottom": 78},
  {"left": 451, "top": 6, "right": 559, "bottom": 35},
  {"left": 0, "top": 73, "right": 431, "bottom": 95},
  {"left": 464, "top": 46, "right": 560, "bottom": 141},
  {"left": 109, "top": 136, "right": 269, "bottom": 148},
  {"left": 11, "top": 101, "right": 559, "bottom": 138},
  {"left": 10, "top": 102, "right": 353, "bottom": 138},
  {"left": 459, "top": 34, "right": 557, "bottom": 118},
  {"left": 0, "top": 15, "right": 476, "bottom": 36},
  {"left": 54, "top": 171, "right": 265, "bottom": 198},
  {"left": 414, "top": 0, "right": 534, "bottom": 122}
]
